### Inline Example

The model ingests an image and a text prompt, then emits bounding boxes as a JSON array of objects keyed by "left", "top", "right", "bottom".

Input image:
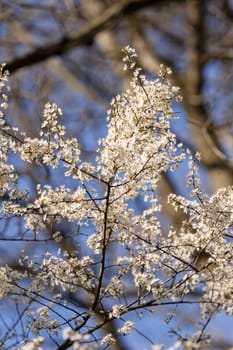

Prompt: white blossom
[
  {"left": 101, "top": 333, "right": 116, "bottom": 345},
  {"left": 21, "top": 336, "right": 44, "bottom": 350},
  {"left": 118, "top": 320, "right": 134, "bottom": 335}
]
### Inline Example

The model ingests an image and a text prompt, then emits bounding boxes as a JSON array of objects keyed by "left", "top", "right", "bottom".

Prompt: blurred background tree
[{"left": 0, "top": 0, "right": 233, "bottom": 349}]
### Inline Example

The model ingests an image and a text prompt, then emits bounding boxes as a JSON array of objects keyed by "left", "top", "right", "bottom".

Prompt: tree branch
[{"left": 4, "top": 0, "right": 184, "bottom": 74}]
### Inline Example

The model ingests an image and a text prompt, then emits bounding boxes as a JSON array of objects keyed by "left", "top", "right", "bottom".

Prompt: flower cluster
[
  {"left": 0, "top": 65, "right": 18, "bottom": 195},
  {"left": 0, "top": 48, "right": 233, "bottom": 350}
]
